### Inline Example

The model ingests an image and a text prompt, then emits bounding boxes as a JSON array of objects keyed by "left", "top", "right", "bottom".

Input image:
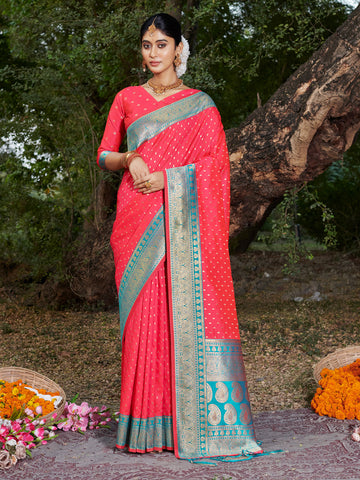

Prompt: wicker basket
[
  {"left": 0, "top": 367, "right": 66, "bottom": 424},
  {"left": 313, "top": 346, "right": 360, "bottom": 384}
]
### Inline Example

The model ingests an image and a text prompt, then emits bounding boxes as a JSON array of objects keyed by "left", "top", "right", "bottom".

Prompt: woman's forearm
[{"left": 103, "top": 152, "right": 128, "bottom": 171}]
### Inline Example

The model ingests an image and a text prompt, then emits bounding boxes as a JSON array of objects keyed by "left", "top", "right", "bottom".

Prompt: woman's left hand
[{"left": 133, "top": 171, "right": 164, "bottom": 194}]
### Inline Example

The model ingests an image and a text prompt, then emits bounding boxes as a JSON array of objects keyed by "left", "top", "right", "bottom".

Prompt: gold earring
[
  {"left": 142, "top": 60, "right": 147, "bottom": 72},
  {"left": 174, "top": 55, "right": 181, "bottom": 67}
]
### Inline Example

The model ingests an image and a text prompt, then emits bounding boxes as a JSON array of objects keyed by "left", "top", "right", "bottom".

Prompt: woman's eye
[{"left": 143, "top": 44, "right": 150, "bottom": 49}]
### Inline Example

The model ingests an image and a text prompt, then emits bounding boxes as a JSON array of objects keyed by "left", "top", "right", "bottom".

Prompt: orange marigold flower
[
  {"left": 312, "top": 359, "right": 360, "bottom": 420},
  {"left": 0, "top": 379, "right": 60, "bottom": 420}
]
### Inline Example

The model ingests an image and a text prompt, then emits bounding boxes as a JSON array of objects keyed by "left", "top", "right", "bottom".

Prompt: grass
[
  {"left": 237, "top": 296, "right": 360, "bottom": 412},
  {"left": 0, "top": 250, "right": 359, "bottom": 414}
]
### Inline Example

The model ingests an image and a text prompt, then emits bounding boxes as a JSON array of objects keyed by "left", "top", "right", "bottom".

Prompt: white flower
[
  {"left": 6, "top": 439, "right": 17, "bottom": 447},
  {"left": 352, "top": 432, "right": 360, "bottom": 442},
  {"left": 177, "top": 36, "right": 190, "bottom": 78},
  {"left": 0, "top": 419, "right": 12, "bottom": 428}
]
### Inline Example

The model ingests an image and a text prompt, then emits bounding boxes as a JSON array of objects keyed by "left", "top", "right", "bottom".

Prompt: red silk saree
[{"left": 97, "top": 86, "right": 262, "bottom": 460}]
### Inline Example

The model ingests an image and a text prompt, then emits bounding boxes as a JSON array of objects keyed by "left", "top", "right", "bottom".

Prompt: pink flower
[
  {"left": 78, "top": 402, "right": 92, "bottom": 416},
  {"left": 11, "top": 421, "right": 22, "bottom": 433},
  {"left": 26, "top": 423, "right": 35, "bottom": 432},
  {"left": 18, "top": 432, "right": 34, "bottom": 443},
  {"left": 35, "top": 406, "right": 43, "bottom": 415},
  {"left": 70, "top": 415, "right": 88, "bottom": 432},
  {"left": 25, "top": 408, "right": 34, "bottom": 418},
  {"left": 57, "top": 419, "right": 73, "bottom": 432},
  {"left": 67, "top": 403, "right": 78, "bottom": 415},
  {"left": 90, "top": 413, "right": 101, "bottom": 423},
  {"left": 0, "top": 426, "right": 9, "bottom": 436},
  {"left": 34, "top": 427, "right": 45, "bottom": 439}
]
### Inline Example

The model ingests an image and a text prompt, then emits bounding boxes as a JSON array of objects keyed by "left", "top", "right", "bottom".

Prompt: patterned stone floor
[{"left": 4, "top": 408, "right": 360, "bottom": 480}]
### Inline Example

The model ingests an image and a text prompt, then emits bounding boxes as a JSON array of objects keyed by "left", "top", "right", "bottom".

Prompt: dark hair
[{"left": 140, "top": 13, "right": 181, "bottom": 46}]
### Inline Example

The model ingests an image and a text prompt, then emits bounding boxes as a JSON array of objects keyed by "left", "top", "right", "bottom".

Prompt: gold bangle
[{"left": 124, "top": 151, "right": 135, "bottom": 168}]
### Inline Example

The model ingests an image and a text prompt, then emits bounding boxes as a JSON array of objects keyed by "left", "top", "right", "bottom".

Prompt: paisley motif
[
  {"left": 206, "top": 383, "right": 213, "bottom": 403},
  {"left": 231, "top": 381, "right": 244, "bottom": 403},
  {"left": 208, "top": 404, "right": 222, "bottom": 426},
  {"left": 224, "top": 403, "right": 237, "bottom": 425},
  {"left": 239, "top": 404, "right": 252, "bottom": 425},
  {"left": 215, "top": 382, "right": 229, "bottom": 403}
]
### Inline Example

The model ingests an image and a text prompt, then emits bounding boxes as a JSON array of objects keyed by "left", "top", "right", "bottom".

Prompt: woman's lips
[{"left": 150, "top": 62, "right": 160, "bottom": 66}]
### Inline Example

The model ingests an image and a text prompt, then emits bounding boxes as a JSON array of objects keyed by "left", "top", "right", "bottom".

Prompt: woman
[{"left": 97, "top": 13, "right": 263, "bottom": 461}]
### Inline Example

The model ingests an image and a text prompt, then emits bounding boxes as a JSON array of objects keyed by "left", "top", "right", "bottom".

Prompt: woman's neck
[{"left": 151, "top": 71, "right": 179, "bottom": 86}]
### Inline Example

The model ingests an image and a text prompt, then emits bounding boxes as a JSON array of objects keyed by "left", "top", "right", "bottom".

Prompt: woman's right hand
[{"left": 128, "top": 155, "right": 150, "bottom": 182}]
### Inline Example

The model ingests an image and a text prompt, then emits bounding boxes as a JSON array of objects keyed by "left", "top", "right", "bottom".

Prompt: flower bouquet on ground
[
  {"left": 311, "top": 357, "right": 360, "bottom": 443},
  {"left": 0, "top": 369, "right": 117, "bottom": 470},
  {"left": 311, "top": 359, "right": 360, "bottom": 420}
]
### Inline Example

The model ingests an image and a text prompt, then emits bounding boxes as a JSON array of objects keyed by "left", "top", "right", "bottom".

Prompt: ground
[{"left": 0, "top": 250, "right": 359, "bottom": 413}]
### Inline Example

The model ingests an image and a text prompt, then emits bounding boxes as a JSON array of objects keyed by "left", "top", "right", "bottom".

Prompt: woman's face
[{"left": 141, "top": 29, "right": 182, "bottom": 76}]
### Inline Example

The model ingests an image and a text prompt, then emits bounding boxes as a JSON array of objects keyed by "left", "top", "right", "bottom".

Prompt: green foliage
[
  {"left": 201, "top": 0, "right": 350, "bottom": 128},
  {"left": 297, "top": 142, "right": 360, "bottom": 253},
  {"left": 0, "top": 151, "right": 82, "bottom": 280},
  {"left": 257, "top": 184, "right": 338, "bottom": 271}
]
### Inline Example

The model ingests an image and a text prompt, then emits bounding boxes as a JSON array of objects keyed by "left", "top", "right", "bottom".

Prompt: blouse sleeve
[{"left": 97, "top": 92, "right": 126, "bottom": 170}]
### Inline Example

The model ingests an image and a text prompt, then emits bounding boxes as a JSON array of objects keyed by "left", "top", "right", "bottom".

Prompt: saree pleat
[{"left": 116, "top": 261, "right": 174, "bottom": 452}]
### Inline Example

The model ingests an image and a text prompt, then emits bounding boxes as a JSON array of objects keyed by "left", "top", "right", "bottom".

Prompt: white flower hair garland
[{"left": 176, "top": 36, "right": 190, "bottom": 77}]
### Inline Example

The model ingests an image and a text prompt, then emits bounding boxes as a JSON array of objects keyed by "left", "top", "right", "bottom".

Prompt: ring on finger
[{"left": 145, "top": 181, "right": 152, "bottom": 188}]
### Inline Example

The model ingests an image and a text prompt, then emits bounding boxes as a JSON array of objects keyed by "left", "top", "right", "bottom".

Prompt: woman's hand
[
  {"left": 133, "top": 171, "right": 164, "bottom": 194},
  {"left": 128, "top": 155, "right": 150, "bottom": 181}
]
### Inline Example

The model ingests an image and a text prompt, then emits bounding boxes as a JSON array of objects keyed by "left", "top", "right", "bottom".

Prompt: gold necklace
[{"left": 147, "top": 78, "right": 183, "bottom": 96}]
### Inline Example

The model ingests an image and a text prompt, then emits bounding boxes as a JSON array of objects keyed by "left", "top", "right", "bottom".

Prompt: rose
[
  {"left": 15, "top": 444, "right": 26, "bottom": 460},
  {"left": 0, "top": 450, "right": 12, "bottom": 470}
]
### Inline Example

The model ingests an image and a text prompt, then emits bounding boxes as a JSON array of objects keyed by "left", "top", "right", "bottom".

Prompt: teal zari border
[
  {"left": 205, "top": 339, "right": 259, "bottom": 457},
  {"left": 118, "top": 206, "right": 165, "bottom": 341},
  {"left": 166, "top": 164, "right": 208, "bottom": 459},
  {"left": 127, "top": 92, "right": 216, "bottom": 151},
  {"left": 116, "top": 414, "right": 174, "bottom": 451}
]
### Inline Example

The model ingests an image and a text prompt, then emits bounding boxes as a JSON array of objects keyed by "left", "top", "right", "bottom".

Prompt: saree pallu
[{"left": 97, "top": 87, "right": 262, "bottom": 460}]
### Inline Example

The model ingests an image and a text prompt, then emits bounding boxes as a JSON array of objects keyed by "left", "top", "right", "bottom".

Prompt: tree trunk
[
  {"left": 227, "top": 5, "right": 360, "bottom": 252},
  {"left": 164, "top": 0, "right": 182, "bottom": 22}
]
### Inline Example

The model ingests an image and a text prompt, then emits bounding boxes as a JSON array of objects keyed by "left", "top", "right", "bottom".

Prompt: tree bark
[
  {"left": 164, "top": 0, "right": 182, "bottom": 22},
  {"left": 227, "top": 5, "right": 360, "bottom": 252}
]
